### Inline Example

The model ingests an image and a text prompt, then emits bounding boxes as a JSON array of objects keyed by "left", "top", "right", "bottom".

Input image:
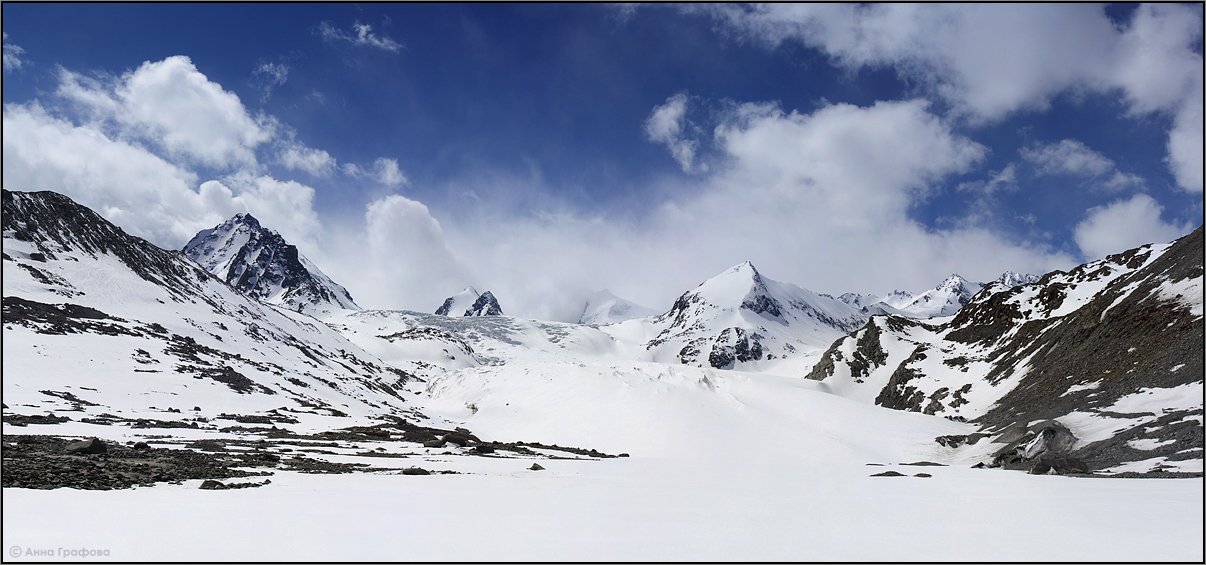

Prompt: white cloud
[
  {"left": 1020, "top": 139, "right": 1145, "bottom": 192},
  {"left": 3, "top": 32, "right": 27, "bottom": 72},
  {"left": 2, "top": 101, "right": 326, "bottom": 251},
  {"left": 318, "top": 21, "right": 403, "bottom": 53},
  {"left": 1021, "top": 139, "right": 1114, "bottom": 177},
  {"left": 278, "top": 143, "right": 337, "bottom": 177},
  {"left": 644, "top": 93, "right": 703, "bottom": 173},
  {"left": 56, "top": 56, "right": 271, "bottom": 169},
  {"left": 957, "top": 164, "right": 1017, "bottom": 195},
  {"left": 343, "top": 157, "right": 409, "bottom": 188},
  {"left": 326, "top": 194, "right": 469, "bottom": 311},
  {"left": 696, "top": 3, "right": 1203, "bottom": 192},
  {"left": 251, "top": 61, "right": 289, "bottom": 101},
  {"left": 2, "top": 102, "right": 208, "bottom": 245},
  {"left": 426, "top": 98, "right": 1074, "bottom": 320},
  {"left": 1073, "top": 193, "right": 1192, "bottom": 260}
]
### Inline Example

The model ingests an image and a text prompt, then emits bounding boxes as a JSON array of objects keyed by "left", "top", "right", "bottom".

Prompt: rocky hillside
[
  {"left": 808, "top": 226, "right": 1204, "bottom": 475},
  {"left": 3, "top": 190, "right": 413, "bottom": 424}
]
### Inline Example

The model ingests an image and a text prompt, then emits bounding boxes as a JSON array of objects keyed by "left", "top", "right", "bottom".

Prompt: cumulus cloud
[
  {"left": 644, "top": 92, "right": 704, "bottom": 173},
  {"left": 1020, "top": 139, "right": 1145, "bottom": 192},
  {"left": 694, "top": 3, "right": 1203, "bottom": 191},
  {"left": 1, "top": 101, "right": 330, "bottom": 252},
  {"left": 3, "top": 32, "right": 27, "bottom": 72},
  {"left": 1073, "top": 194, "right": 1193, "bottom": 260},
  {"left": 325, "top": 194, "right": 470, "bottom": 311},
  {"left": 426, "top": 98, "right": 1074, "bottom": 320},
  {"left": 56, "top": 56, "right": 271, "bottom": 169},
  {"left": 318, "top": 21, "right": 403, "bottom": 53}
]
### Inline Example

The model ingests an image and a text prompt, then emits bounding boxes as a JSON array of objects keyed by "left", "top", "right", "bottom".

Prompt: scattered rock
[
  {"left": 132, "top": 442, "right": 150, "bottom": 450},
  {"left": 199, "top": 479, "right": 227, "bottom": 490},
  {"left": 914, "top": 473, "right": 933, "bottom": 478}
]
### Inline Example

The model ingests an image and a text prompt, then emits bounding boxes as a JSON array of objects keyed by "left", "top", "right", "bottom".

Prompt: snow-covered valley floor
[
  {"left": 5, "top": 457, "right": 1203, "bottom": 562},
  {"left": 4, "top": 360, "right": 1203, "bottom": 562}
]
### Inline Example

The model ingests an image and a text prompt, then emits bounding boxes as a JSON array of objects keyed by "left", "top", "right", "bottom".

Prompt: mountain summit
[
  {"left": 182, "top": 213, "right": 358, "bottom": 316},
  {"left": 435, "top": 287, "right": 504, "bottom": 317},
  {"left": 638, "top": 261, "right": 868, "bottom": 369}
]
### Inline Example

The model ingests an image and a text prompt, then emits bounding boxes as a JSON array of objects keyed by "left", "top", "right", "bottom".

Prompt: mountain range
[{"left": 2, "top": 189, "right": 1201, "bottom": 481}]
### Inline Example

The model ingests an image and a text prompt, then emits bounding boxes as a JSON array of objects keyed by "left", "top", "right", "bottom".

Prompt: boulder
[
  {"left": 870, "top": 470, "right": 905, "bottom": 477},
  {"left": 402, "top": 467, "right": 431, "bottom": 476},
  {"left": 529, "top": 463, "right": 545, "bottom": 471},
  {"left": 442, "top": 432, "right": 472, "bottom": 447},
  {"left": 65, "top": 437, "right": 107, "bottom": 455},
  {"left": 199, "top": 480, "right": 227, "bottom": 490}
]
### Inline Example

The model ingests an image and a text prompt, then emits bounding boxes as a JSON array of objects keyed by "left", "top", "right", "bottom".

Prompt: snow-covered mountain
[
  {"left": 577, "top": 289, "right": 657, "bottom": 325},
  {"left": 435, "top": 287, "right": 504, "bottom": 317},
  {"left": 808, "top": 226, "right": 1204, "bottom": 474},
  {"left": 893, "top": 274, "right": 983, "bottom": 318},
  {"left": 609, "top": 262, "right": 868, "bottom": 370},
  {"left": 182, "top": 213, "right": 358, "bottom": 316},
  {"left": 3, "top": 190, "right": 411, "bottom": 423},
  {"left": 995, "top": 271, "right": 1041, "bottom": 287}
]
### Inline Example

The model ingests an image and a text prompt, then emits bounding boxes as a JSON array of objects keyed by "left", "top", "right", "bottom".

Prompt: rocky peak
[
  {"left": 182, "top": 214, "right": 358, "bottom": 315},
  {"left": 436, "top": 287, "right": 504, "bottom": 317}
]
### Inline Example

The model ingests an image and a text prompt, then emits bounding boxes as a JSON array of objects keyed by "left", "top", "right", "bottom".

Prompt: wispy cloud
[
  {"left": 3, "top": 32, "right": 28, "bottom": 72},
  {"left": 318, "top": 21, "right": 403, "bottom": 53},
  {"left": 251, "top": 61, "right": 289, "bottom": 101},
  {"left": 343, "top": 157, "right": 409, "bottom": 188},
  {"left": 1021, "top": 139, "right": 1146, "bottom": 192}
]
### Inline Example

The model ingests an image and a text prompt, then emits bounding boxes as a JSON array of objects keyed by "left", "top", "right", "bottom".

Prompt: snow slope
[{"left": 3, "top": 190, "right": 413, "bottom": 426}]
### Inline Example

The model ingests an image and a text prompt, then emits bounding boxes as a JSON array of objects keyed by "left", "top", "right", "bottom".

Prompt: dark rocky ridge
[{"left": 807, "top": 226, "right": 1205, "bottom": 474}]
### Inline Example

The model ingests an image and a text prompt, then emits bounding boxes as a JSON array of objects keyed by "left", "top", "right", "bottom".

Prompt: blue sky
[{"left": 3, "top": 4, "right": 1203, "bottom": 318}]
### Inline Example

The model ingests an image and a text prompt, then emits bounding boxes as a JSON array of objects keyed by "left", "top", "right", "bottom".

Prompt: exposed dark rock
[
  {"left": 64, "top": 437, "right": 107, "bottom": 455},
  {"left": 870, "top": 470, "right": 905, "bottom": 477},
  {"left": 402, "top": 467, "right": 432, "bottom": 476},
  {"left": 529, "top": 463, "right": 545, "bottom": 471}
]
